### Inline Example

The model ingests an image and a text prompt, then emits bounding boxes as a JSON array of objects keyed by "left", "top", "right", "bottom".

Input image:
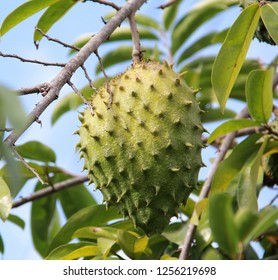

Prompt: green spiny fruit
[
  {"left": 240, "top": 0, "right": 278, "bottom": 45},
  {"left": 76, "top": 60, "right": 205, "bottom": 234}
]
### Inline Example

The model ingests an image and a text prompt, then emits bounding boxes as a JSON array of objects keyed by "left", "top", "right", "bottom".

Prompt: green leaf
[
  {"left": 73, "top": 226, "right": 118, "bottom": 241},
  {"left": 245, "top": 206, "right": 278, "bottom": 244},
  {"left": 211, "top": 3, "right": 261, "bottom": 112},
  {"left": 56, "top": 173, "right": 96, "bottom": 219},
  {"left": 97, "top": 238, "right": 116, "bottom": 258},
  {"left": 134, "top": 14, "right": 161, "bottom": 30},
  {"left": 237, "top": 140, "right": 266, "bottom": 211},
  {"left": 0, "top": 86, "right": 27, "bottom": 134},
  {"left": 201, "top": 108, "right": 236, "bottom": 123},
  {"left": 246, "top": 68, "right": 274, "bottom": 124},
  {"left": 171, "top": 1, "right": 234, "bottom": 53},
  {"left": 46, "top": 242, "right": 97, "bottom": 260},
  {"left": 95, "top": 46, "right": 160, "bottom": 74},
  {"left": 178, "top": 30, "right": 229, "bottom": 64},
  {"left": 51, "top": 86, "right": 94, "bottom": 125},
  {"left": 163, "top": 0, "right": 182, "bottom": 30},
  {"left": 7, "top": 214, "right": 25, "bottom": 230},
  {"left": 70, "top": 28, "right": 157, "bottom": 55},
  {"left": 0, "top": 0, "right": 60, "bottom": 36},
  {"left": 31, "top": 181, "right": 58, "bottom": 257},
  {"left": 261, "top": 3, "right": 278, "bottom": 45},
  {"left": 117, "top": 230, "right": 138, "bottom": 259},
  {"left": 0, "top": 235, "right": 4, "bottom": 254},
  {"left": 34, "top": 0, "right": 76, "bottom": 44},
  {"left": 48, "top": 205, "right": 121, "bottom": 253},
  {"left": 16, "top": 141, "right": 56, "bottom": 163},
  {"left": 234, "top": 208, "right": 259, "bottom": 241},
  {"left": 211, "top": 134, "right": 262, "bottom": 194},
  {"left": 0, "top": 176, "right": 12, "bottom": 221},
  {"left": 209, "top": 193, "right": 239, "bottom": 258},
  {"left": 208, "top": 119, "right": 260, "bottom": 144}
]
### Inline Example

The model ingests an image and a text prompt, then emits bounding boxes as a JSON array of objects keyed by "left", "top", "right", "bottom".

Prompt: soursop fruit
[
  {"left": 240, "top": 0, "right": 278, "bottom": 45},
  {"left": 76, "top": 60, "right": 205, "bottom": 234}
]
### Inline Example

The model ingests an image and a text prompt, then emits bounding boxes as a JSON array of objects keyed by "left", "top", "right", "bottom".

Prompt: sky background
[{"left": 0, "top": 0, "right": 277, "bottom": 259}]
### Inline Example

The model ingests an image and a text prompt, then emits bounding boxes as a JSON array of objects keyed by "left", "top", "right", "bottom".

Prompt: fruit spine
[{"left": 76, "top": 60, "right": 205, "bottom": 234}]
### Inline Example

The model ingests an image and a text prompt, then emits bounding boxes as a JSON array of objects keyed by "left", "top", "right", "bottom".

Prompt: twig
[
  {"left": 83, "top": 0, "right": 120, "bottom": 10},
  {"left": 128, "top": 12, "right": 142, "bottom": 63},
  {"left": 12, "top": 175, "right": 89, "bottom": 208},
  {"left": 94, "top": 49, "right": 113, "bottom": 108},
  {"left": 268, "top": 193, "right": 278, "bottom": 206},
  {"left": 0, "top": 51, "right": 66, "bottom": 67},
  {"left": 0, "top": 128, "right": 13, "bottom": 132},
  {"left": 68, "top": 80, "right": 94, "bottom": 115},
  {"left": 158, "top": 0, "right": 177, "bottom": 9},
  {"left": 17, "top": 82, "right": 51, "bottom": 96},
  {"left": 12, "top": 147, "right": 47, "bottom": 186},
  {"left": 3, "top": 0, "right": 147, "bottom": 148},
  {"left": 35, "top": 27, "right": 80, "bottom": 52},
  {"left": 179, "top": 106, "right": 250, "bottom": 260},
  {"left": 80, "top": 64, "right": 97, "bottom": 90}
]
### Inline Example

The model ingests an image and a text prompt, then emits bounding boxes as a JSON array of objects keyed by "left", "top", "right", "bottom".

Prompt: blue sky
[{"left": 0, "top": 0, "right": 277, "bottom": 259}]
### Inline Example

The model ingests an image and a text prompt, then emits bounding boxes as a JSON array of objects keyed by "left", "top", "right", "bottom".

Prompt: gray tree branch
[{"left": 3, "top": 0, "right": 147, "bottom": 147}]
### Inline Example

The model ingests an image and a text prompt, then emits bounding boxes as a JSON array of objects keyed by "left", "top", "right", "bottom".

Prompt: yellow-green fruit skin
[{"left": 77, "top": 61, "right": 204, "bottom": 234}]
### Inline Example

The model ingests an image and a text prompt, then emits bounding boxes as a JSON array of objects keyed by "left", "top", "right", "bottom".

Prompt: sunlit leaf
[
  {"left": 117, "top": 230, "right": 137, "bottom": 259},
  {"left": 16, "top": 141, "right": 56, "bottom": 163},
  {"left": 246, "top": 68, "right": 274, "bottom": 124},
  {"left": 48, "top": 205, "right": 121, "bottom": 253},
  {"left": 0, "top": 176, "right": 12, "bottom": 221},
  {"left": 212, "top": 3, "right": 261, "bottom": 112},
  {"left": 261, "top": 3, "right": 278, "bottom": 45},
  {"left": 46, "top": 242, "right": 96, "bottom": 260},
  {"left": 0, "top": 0, "right": 60, "bottom": 36},
  {"left": 34, "top": 0, "right": 76, "bottom": 44},
  {"left": 73, "top": 226, "right": 118, "bottom": 241},
  {"left": 209, "top": 193, "right": 239, "bottom": 258},
  {"left": 97, "top": 238, "right": 116, "bottom": 258},
  {"left": 208, "top": 119, "right": 260, "bottom": 144}
]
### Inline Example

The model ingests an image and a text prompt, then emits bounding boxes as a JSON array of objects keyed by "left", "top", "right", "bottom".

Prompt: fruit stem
[{"left": 128, "top": 12, "right": 142, "bottom": 63}]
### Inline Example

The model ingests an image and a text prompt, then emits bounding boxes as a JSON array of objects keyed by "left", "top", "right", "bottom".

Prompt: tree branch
[
  {"left": 179, "top": 106, "right": 250, "bottom": 260},
  {"left": 17, "top": 83, "right": 51, "bottom": 96},
  {"left": 3, "top": 0, "right": 147, "bottom": 148},
  {"left": 12, "top": 175, "right": 89, "bottom": 208},
  {"left": 0, "top": 51, "right": 66, "bottom": 67}
]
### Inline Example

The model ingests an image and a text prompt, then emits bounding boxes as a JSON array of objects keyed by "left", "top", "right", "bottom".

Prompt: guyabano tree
[{"left": 0, "top": 0, "right": 277, "bottom": 260}]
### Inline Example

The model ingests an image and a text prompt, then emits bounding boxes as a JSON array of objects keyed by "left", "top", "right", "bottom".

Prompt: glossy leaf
[
  {"left": 246, "top": 68, "right": 274, "bottom": 124},
  {"left": 211, "top": 134, "right": 262, "bottom": 194},
  {"left": 16, "top": 141, "right": 56, "bottom": 163},
  {"left": 97, "top": 238, "right": 116, "bottom": 258},
  {"left": 117, "top": 230, "right": 138, "bottom": 259},
  {"left": 7, "top": 214, "right": 25, "bottom": 230},
  {"left": 0, "top": 176, "right": 12, "bottom": 221},
  {"left": 162, "top": 223, "right": 188, "bottom": 245},
  {"left": 163, "top": 0, "right": 182, "bottom": 30},
  {"left": 34, "top": 0, "right": 76, "bottom": 44},
  {"left": 212, "top": 3, "right": 261, "bottom": 112},
  {"left": 0, "top": 0, "right": 60, "bottom": 36},
  {"left": 208, "top": 119, "right": 260, "bottom": 144},
  {"left": 46, "top": 242, "right": 97, "bottom": 260},
  {"left": 73, "top": 226, "right": 118, "bottom": 241},
  {"left": 237, "top": 140, "right": 266, "bottom": 211},
  {"left": 261, "top": 3, "right": 278, "bottom": 45},
  {"left": 171, "top": 0, "right": 234, "bottom": 53},
  {"left": 209, "top": 193, "right": 239, "bottom": 257},
  {"left": 48, "top": 205, "right": 121, "bottom": 253},
  {"left": 31, "top": 182, "right": 58, "bottom": 257}
]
